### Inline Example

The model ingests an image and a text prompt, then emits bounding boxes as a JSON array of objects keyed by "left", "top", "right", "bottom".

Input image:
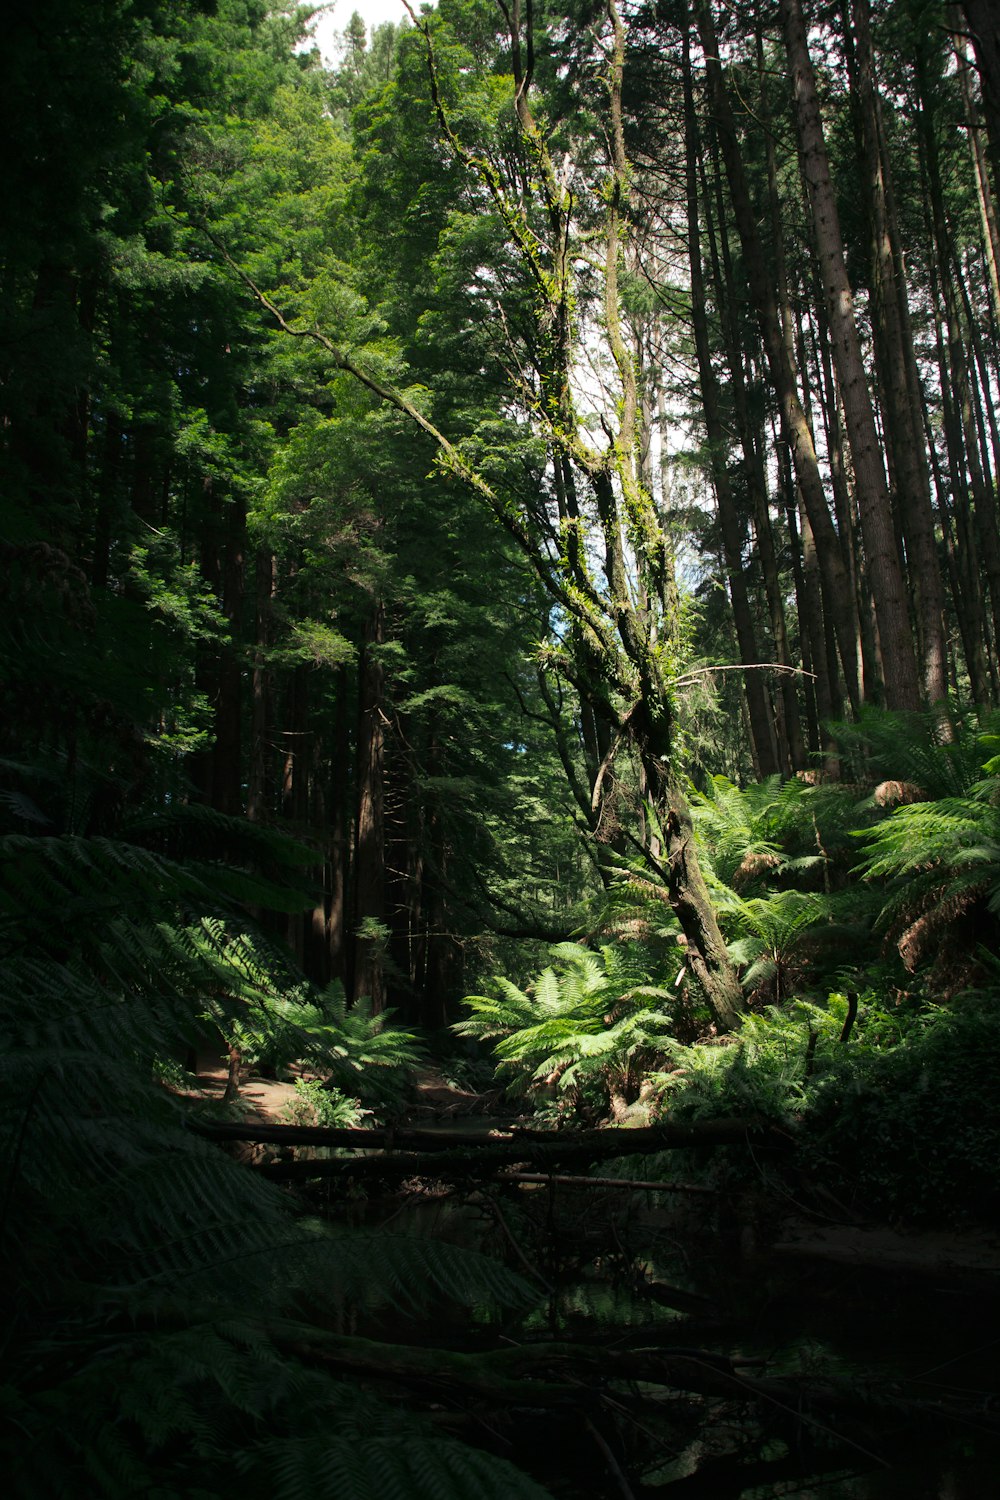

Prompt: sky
[{"left": 308, "top": 0, "right": 413, "bottom": 63}]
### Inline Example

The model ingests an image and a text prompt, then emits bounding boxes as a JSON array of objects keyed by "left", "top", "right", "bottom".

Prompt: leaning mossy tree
[{"left": 218, "top": 0, "right": 746, "bottom": 1032}]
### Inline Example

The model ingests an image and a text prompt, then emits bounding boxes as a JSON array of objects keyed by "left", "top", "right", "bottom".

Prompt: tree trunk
[
  {"left": 353, "top": 601, "right": 386, "bottom": 1013},
  {"left": 682, "top": 41, "right": 780, "bottom": 779},
  {"left": 247, "top": 548, "right": 274, "bottom": 823},
  {"left": 695, "top": 0, "right": 860, "bottom": 713},
  {"left": 917, "top": 67, "right": 1000, "bottom": 666},
  {"left": 961, "top": 0, "right": 1000, "bottom": 189},
  {"left": 780, "top": 0, "right": 921, "bottom": 710},
  {"left": 703, "top": 125, "right": 806, "bottom": 769},
  {"left": 847, "top": 0, "right": 948, "bottom": 703}
]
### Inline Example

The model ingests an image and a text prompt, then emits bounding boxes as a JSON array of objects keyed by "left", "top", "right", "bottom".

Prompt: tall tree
[{"left": 779, "top": 0, "right": 921, "bottom": 711}]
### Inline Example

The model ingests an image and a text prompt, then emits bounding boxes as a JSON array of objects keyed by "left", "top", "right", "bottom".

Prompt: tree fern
[
  {"left": 717, "top": 887, "right": 851, "bottom": 1005},
  {"left": 458, "top": 942, "right": 677, "bottom": 1117},
  {"left": 855, "top": 769, "right": 1000, "bottom": 978},
  {"left": 831, "top": 704, "right": 1000, "bottom": 802},
  {"left": 688, "top": 773, "right": 788, "bottom": 889}
]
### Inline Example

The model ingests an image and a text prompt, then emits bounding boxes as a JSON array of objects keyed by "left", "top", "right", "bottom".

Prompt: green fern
[
  {"left": 854, "top": 771, "right": 1000, "bottom": 978},
  {"left": 717, "top": 886, "right": 854, "bottom": 1004},
  {"left": 457, "top": 942, "right": 676, "bottom": 1117},
  {"left": 688, "top": 773, "right": 788, "bottom": 889},
  {"left": 0, "top": 776, "right": 552, "bottom": 1500},
  {"left": 831, "top": 704, "right": 1000, "bottom": 802}
]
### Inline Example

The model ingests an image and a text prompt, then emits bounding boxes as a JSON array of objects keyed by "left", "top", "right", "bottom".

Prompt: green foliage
[
  {"left": 831, "top": 705, "right": 999, "bottom": 802},
  {"left": 718, "top": 887, "right": 859, "bottom": 1004},
  {"left": 0, "top": 801, "right": 551, "bottom": 1498},
  {"left": 276, "top": 982, "right": 423, "bottom": 1112},
  {"left": 805, "top": 991, "right": 1000, "bottom": 1221},
  {"left": 457, "top": 942, "right": 677, "bottom": 1116},
  {"left": 282, "top": 1077, "right": 367, "bottom": 1127},
  {"left": 650, "top": 986, "right": 1000, "bottom": 1222},
  {"left": 689, "top": 770, "right": 857, "bottom": 892},
  {"left": 651, "top": 996, "right": 853, "bottom": 1124},
  {"left": 689, "top": 773, "right": 791, "bottom": 890},
  {"left": 854, "top": 729, "right": 1000, "bottom": 981}
]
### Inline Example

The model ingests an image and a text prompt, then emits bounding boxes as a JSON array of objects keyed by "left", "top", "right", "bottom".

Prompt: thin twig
[{"left": 585, "top": 1415, "right": 638, "bottom": 1500}]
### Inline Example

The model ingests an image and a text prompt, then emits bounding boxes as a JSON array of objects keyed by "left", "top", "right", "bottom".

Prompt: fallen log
[
  {"left": 187, "top": 1114, "right": 789, "bottom": 1184},
  {"left": 262, "top": 1321, "right": 1000, "bottom": 1447},
  {"left": 241, "top": 1123, "right": 787, "bottom": 1184},
  {"left": 502, "top": 1171, "right": 717, "bottom": 1194},
  {"left": 189, "top": 1115, "right": 783, "bottom": 1153}
]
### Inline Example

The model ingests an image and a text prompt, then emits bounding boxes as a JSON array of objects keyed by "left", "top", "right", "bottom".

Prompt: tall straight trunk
[
  {"left": 797, "top": 477, "right": 837, "bottom": 732},
  {"left": 214, "top": 501, "right": 245, "bottom": 816},
  {"left": 953, "top": 10, "right": 1000, "bottom": 326},
  {"left": 325, "top": 667, "right": 350, "bottom": 984},
  {"left": 917, "top": 73, "right": 1000, "bottom": 663},
  {"left": 846, "top": 0, "right": 948, "bottom": 702},
  {"left": 955, "top": 251, "right": 1000, "bottom": 491},
  {"left": 247, "top": 549, "right": 274, "bottom": 822},
  {"left": 682, "top": 41, "right": 780, "bottom": 778},
  {"left": 422, "top": 802, "right": 452, "bottom": 1031},
  {"left": 695, "top": 0, "right": 860, "bottom": 712},
  {"left": 780, "top": 0, "right": 920, "bottom": 710},
  {"left": 794, "top": 311, "right": 846, "bottom": 723},
  {"left": 922, "top": 394, "right": 991, "bottom": 704},
  {"left": 192, "top": 487, "right": 244, "bottom": 814},
  {"left": 305, "top": 724, "right": 330, "bottom": 987},
  {"left": 281, "top": 663, "right": 312, "bottom": 967},
  {"left": 353, "top": 601, "right": 386, "bottom": 1014},
  {"left": 703, "top": 116, "right": 806, "bottom": 769},
  {"left": 960, "top": 0, "right": 1000, "bottom": 189},
  {"left": 778, "top": 437, "right": 823, "bottom": 754}
]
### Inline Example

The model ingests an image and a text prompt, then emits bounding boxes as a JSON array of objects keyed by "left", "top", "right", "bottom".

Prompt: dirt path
[
  {"left": 183, "top": 1064, "right": 303, "bottom": 1123},
  {"left": 183, "top": 1062, "right": 500, "bottom": 1128}
]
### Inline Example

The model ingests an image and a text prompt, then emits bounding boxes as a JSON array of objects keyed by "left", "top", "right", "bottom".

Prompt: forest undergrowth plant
[
  {"left": 457, "top": 942, "right": 679, "bottom": 1121},
  {"left": 276, "top": 982, "right": 422, "bottom": 1116},
  {"left": 802, "top": 988, "right": 1000, "bottom": 1221},
  {"left": 831, "top": 704, "right": 1000, "bottom": 803},
  {"left": 854, "top": 732, "right": 1000, "bottom": 988},
  {"left": 716, "top": 886, "right": 868, "bottom": 1006},
  {"left": 649, "top": 997, "right": 852, "bottom": 1125},
  {"left": 281, "top": 1076, "right": 369, "bottom": 1128},
  {"left": 689, "top": 769, "right": 865, "bottom": 897},
  {"left": 648, "top": 983, "right": 1000, "bottom": 1223},
  {"left": 0, "top": 777, "right": 550, "bottom": 1500}
]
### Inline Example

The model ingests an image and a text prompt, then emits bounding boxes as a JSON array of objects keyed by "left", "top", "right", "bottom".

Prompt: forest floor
[{"left": 186, "top": 1059, "right": 491, "bottom": 1126}]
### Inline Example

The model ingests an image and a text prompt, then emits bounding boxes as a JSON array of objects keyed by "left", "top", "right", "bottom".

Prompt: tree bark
[
  {"left": 682, "top": 40, "right": 780, "bottom": 779},
  {"left": 703, "top": 127, "right": 806, "bottom": 769},
  {"left": 695, "top": 0, "right": 860, "bottom": 714},
  {"left": 353, "top": 601, "right": 387, "bottom": 1013},
  {"left": 961, "top": 0, "right": 1000, "bottom": 189},
  {"left": 847, "top": 0, "right": 948, "bottom": 703},
  {"left": 780, "top": 0, "right": 921, "bottom": 710}
]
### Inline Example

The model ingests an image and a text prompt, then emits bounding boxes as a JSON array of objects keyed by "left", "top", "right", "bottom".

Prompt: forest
[{"left": 3, "top": 0, "right": 1000, "bottom": 1495}]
